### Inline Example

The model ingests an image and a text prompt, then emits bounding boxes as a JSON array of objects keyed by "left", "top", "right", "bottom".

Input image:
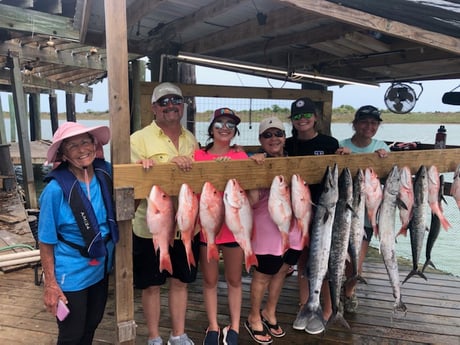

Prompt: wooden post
[
  {"left": 8, "top": 95, "right": 16, "bottom": 142},
  {"left": 104, "top": 0, "right": 135, "bottom": 344},
  {"left": 49, "top": 92, "right": 59, "bottom": 134},
  {"left": 30, "top": 93, "right": 41, "bottom": 140},
  {"left": 65, "top": 93, "right": 76, "bottom": 122},
  {"left": 6, "top": 52, "right": 37, "bottom": 209},
  {"left": 131, "top": 59, "right": 142, "bottom": 132},
  {"left": 0, "top": 96, "right": 6, "bottom": 144}
]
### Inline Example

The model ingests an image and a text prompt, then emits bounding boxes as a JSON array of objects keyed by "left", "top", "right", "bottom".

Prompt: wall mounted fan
[{"left": 384, "top": 82, "right": 423, "bottom": 114}]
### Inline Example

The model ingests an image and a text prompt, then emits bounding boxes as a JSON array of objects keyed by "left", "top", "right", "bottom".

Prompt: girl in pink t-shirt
[{"left": 194, "top": 107, "right": 247, "bottom": 345}]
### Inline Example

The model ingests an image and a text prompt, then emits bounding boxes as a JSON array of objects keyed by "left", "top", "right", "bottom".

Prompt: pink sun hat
[{"left": 46, "top": 122, "right": 111, "bottom": 164}]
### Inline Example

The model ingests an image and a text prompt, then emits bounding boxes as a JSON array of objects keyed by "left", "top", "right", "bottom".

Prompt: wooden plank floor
[{"left": 1, "top": 250, "right": 460, "bottom": 345}]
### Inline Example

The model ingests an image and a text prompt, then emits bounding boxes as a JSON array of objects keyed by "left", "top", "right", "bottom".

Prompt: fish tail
[
  {"left": 245, "top": 252, "right": 258, "bottom": 273},
  {"left": 440, "top": 215, "right": 451, "bottom": 231},
  {"left": 393, "top": 298, "right": 407, "bottom": 314},
  {"left": 281, "top": 232, "right": 290, "bottom": 253},
  {"left": 346, "top": 274, "right": 367, "bottom": 285},
  {"left": 402, "top": 269, "right": 427, "bottom": 284},
  {"left": 159, "top": 254, "right": 173, "bottom": 275},
  {"left": 301, "top": 232, "right": 310, "bottom": 248},
  {"left": 422, "top": 259, "right": 436, "bottom": 273},
  {"left": 183, "top": 242, "right": 196, "bottom": 270},
  {"left": 373, "top": 223, "right": 379, "bottom": 238},
  {"left": 327, "top": 311, "right": 351, "bottom": 330},
  {"left": 396, "top": 226, "right": 408, "bottom": 238},
  {"left": 207, "top": 243, "right": 219, "bottom": 263}
]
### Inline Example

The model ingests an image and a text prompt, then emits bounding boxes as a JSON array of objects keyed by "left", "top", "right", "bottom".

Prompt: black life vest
[{"left": 44, "top": 159, "right": 119, "bottom": 258}]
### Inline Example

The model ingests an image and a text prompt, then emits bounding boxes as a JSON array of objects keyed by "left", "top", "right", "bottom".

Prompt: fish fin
[
  {"left": 207, "top": 243, "right": 219, "bottom": 263},
  {"left": 245, "top": 252, "right": 258, "bottom": 273},
  {"left": 281, "top": 232, "right": 290, "bottom": 253},
  {"left": 440, "top": 216, "right": 451, "bottom": 231},
  {"left": 183, "top": 241, "right": 196, "bottom": 270},
  {"left": 396, "top": 226, "right": 408, "bottom": 238},
  {"left": 327, "top": 312, "right": 350, "bottom": 330},
  {"left": 396, "top": 198, "right": 408, "bottom": 211},
  {"left": 422, "top": 259, "right": 436, "bottom": 273},
  {"left": 402, "top": 270, "right": 427, "bottom": 284},
  {"left": 159, "top": 254, "right": 173, "bottom": 275}
]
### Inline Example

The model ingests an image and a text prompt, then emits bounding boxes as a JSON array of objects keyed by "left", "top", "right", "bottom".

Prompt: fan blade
[
  {"left": 394, "top": 102, "right": 403, "bottom": 112},
  {"left": 387, "top": 88, "right": 398, "bottom": 101}
]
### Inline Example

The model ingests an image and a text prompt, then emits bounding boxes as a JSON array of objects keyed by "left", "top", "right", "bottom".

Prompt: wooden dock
[
  {"left": 8, "top": 141, "right": 50, "bottom": 165},
  {"left": 1, "top": 250, "right": 459, "bottom": 345}
]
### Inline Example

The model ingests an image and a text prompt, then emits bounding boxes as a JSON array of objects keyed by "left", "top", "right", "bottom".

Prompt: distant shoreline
[{"left": 3, "top": 110, "right": 460, "bottom": 124}]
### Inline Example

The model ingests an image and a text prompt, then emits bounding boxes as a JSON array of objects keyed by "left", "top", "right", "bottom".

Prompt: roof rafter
[
  {"left": 281, "top": 0, "right": 460, "bottom": 55},
  {"left": 0, "top": 4, "right": 79, "bottom": 41}
]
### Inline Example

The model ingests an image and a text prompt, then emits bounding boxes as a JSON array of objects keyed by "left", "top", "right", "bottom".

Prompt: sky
[{"left": 1, "top": 66, "right": 459, "bottom": 114}]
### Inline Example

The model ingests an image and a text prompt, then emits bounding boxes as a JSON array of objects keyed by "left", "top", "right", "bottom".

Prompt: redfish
[
  {"left": 199, "top": 182, "right": 224, "bottom": 263},
  {"left": 268, "top": 175, "right": 293, "bottom": 252},
  {"left": 397, "top": 166, "right": 414, "bottom": 237},
  {"left": 146, "top": 185, "right": 174, "bottom": 275},
  {"left": 364, "top": 167, "right": 383, "bottom": 237},
  {"left": 291, "top": 174, "right": 313, "bottom": 248},
  {"left": 223, "top": 179, "right": 258, "bottom": 272},
  {"left": 427, "top": 165, "right": 451, "bottom": 230},
  {"left": 176, "top": 183, "right": 199, "bottom": 269},
  {"left": 451, "top": 163, "right": 460, "bottom": 209}
]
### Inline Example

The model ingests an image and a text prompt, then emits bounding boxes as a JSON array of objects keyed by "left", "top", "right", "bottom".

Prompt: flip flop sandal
[
  {"left": 261, "top": 315, "right": 286, "bottom": 338},
  {"left": 244, "top": 320, "right": 273, "bottom": 345}
]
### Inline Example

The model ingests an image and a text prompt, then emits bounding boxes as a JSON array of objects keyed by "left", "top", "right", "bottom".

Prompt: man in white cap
[{"left": 130, "top": 82, "right": 198, "bottom": 345}]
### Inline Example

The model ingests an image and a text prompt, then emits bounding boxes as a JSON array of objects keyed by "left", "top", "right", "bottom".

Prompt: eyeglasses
[
  {"left": 213, "top": 121, "right": 236, "bottom": 130},
  {"left": 63, "top": 139, "right": 94, "bottom": 152},
  {"left": 260, "top": 130, "right": 285, "bottom": 139},
  {"left": 291, "top": 113, "right": 314, "bottom": 121},
  {"left": 157, "top": 96, "right": 184, "bottom": 107}
]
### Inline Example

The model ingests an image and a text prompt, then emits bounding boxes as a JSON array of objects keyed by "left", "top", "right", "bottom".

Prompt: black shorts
[
  {"left": 364, "top": 226, "right": 373, "bottom": 242},
  {"left": 255, "top": 249, "right": 302, "bottom": 275},
  {"left": 132, "top": 233, "right": 200, "bottom": 288}
]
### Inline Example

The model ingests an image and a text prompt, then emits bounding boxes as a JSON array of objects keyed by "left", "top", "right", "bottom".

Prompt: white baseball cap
[
  {"left": 259, "top": 116, "right": 285, "bottom": 134},
  {"left": 151, "top": 82, "right": 183, "bottom": 103}
]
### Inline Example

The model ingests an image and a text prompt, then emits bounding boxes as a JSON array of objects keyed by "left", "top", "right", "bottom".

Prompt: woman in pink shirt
[
  {"left": 195, "top": 108, "right": 248, "bottom": 345},
  {"left": 245, "top": 117, "right": 303, "bottom": 344}
]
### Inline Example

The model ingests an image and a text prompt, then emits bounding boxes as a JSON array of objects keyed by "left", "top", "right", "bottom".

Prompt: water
[{"left": 5, "top": 119, "right": 460, "bottom": 277}]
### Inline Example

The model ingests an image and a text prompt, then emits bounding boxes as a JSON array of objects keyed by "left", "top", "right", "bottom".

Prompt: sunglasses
[
  {"left": 213, "top": 121, "right": 236, "bottom": 130},
  {"left": 260, "top": 130, "right": 285, "bottom": 139},
  {"left": 157, "top": 96, "right": 184, "bottom": 107},
  {"left": 291, "top": 113, "right": 314, "bottom": 121}
]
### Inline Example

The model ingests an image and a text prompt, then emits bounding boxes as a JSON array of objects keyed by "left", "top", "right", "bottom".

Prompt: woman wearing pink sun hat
[{"left": 38, "top": 121, "right": 118, "bottom": 345}]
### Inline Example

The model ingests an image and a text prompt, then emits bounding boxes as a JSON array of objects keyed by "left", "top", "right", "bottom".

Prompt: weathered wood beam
[
  {"left": 180, "top": 6, "right": 320, "bottom": 55},
  {"left": 126, "top": 0, "right": 161, "bottom": 29},
  {"left": 131, "top": 0, "right": 243, "bottom": 54},
  {"left": 211, "top": 22, "right": 356, "bottom": 61},
  {"left": 7, "top": 52, "right": 37, "bottom": 209},
  {"left": 79, "top": 0, "right": 93, "bottom": 43},
  {"left": 281, "top": 0, "right": 460, "bottom": 55},
  {"left": 0, "top": 4, "right": 79, "bottom": 41},
  {"left": 104, "top": 0, "right": 135, "bottom": 343},
  {"left": 0, "top": 70, "right": 94, "bottom": 96},
  {"left": 114, "top": 149, "right": 460, "bottom": 198},
  {"left": 0, "top": 41, "right": 107, "bottom": 70}
]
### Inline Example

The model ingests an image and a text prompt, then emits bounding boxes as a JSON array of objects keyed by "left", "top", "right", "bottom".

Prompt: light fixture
[
  {"left": 292, "top": 72, "right": 379, "bottom": 88},
  {"left": 176, "top": 52, "right": 287, "bottom": 76},
  {"left": 174, "top": 52, "right": 378, "bottom": 88}
]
